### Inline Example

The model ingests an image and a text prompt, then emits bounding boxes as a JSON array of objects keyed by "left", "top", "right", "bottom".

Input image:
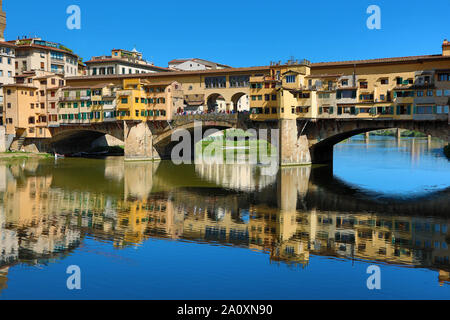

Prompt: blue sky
[{"left": 4, "top": 0, "right": 450, "bottom": 68}]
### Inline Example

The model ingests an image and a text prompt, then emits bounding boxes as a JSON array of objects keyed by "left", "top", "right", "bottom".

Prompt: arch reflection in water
[{"left": 0, "top": 158, "right": 449, "bottom": 295}]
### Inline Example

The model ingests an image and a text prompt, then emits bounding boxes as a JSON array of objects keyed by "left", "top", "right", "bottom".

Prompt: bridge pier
[
  {"left": 278, "top": 119, "right": 312, "bottom": 166},
  {"left": 124, "top": 121, "right": 159, "bottom": 161}
]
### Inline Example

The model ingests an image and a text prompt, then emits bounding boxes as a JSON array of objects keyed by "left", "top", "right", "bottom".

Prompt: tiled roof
[
  {"left": 169, "top": 58, "right": 231, "bottom": 68},
  {"left": 66, "top": 66, "right": 271, "bottom": 81},
  {"left": 14, "top": 44, "right": 78, "bottom": 57},
  {"left": 311, "top": 54, "right": 449, "bottom": 68}
]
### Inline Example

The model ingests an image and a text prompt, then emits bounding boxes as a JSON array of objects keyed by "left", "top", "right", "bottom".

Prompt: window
[
  {"left": 381, "top": 78, "right": 389, "bottom": 85},
  {"left": 205, "top": 76, "right": 226, "bottom": 88},
  {"left": 436, "top": 90, "right": 442, "bottom": 97},
  {"left": 438, "top": 73, "right": 449, "bottom": 81},
  {"left": 359, "top": 81, "right": 368, "bottom": 89},
  {"left": 417, "top": 91, "right": 424, "bottom": 97},
  {"left": 229, "top": 75, "right": 250, "bottom": 88},
  {"left": 285, "top": 75, "right": 296, "bottom": 83},
  {"left": 264, "top": 94, "right": 270, "bottom": 101},
  {"left": 272, "top": 95, "right": 277, "bottom": 101},
  {"left": 416, "top": 106, "right": 433, "bottom": 114},
  {"left": 436, "top": 105, "right": 449, "bottom": 114},
  {"left": 341, "top": 79, "right": 348, "bottom": 86},
  {"left": 427, "top": 90, "right": 433, "bottom": 97}
]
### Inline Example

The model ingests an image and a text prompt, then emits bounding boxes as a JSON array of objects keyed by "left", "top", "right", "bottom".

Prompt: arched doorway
[
  {"left": 207, "top": 94, "right": 227, "bottom": 113},
  {"left": 231, "top": 92, "right": 248, "bottom": 112}
]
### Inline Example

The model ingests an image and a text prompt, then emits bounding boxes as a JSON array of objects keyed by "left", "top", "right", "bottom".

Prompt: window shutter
[
  {"left": 432, "top": 106, "right": 437, "bottom": 114},
  {"left": 319, "top": 107, "right": 323, "bottom": 114},
  {"left": 352, "top": 90, "right": 357, "bottom": 99},
  {"left": 407, "top": 105, "right": 411, "bottom": 114},
  {"left": 413, "top": 106, "right": 417, "bottom": 114},
  {"left": 336, "top": 91, "right": 342, "bottom": 99},
  {"left": 396, "top": 106, "right": 400, "bottom": 115},
  {"left": 330, "top": 107, "right": 334, "bottom": 114},
  {"left": 338, "top": 107, "right": 342, "bottom": 115}
]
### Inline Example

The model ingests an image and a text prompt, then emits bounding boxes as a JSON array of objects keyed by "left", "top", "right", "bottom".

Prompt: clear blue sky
[{"left": 4, "top": 0, "right": 450, "bottom": 68}]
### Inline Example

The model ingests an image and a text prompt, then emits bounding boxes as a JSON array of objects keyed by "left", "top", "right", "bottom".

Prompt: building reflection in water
[{"left": 0, "top": 158, "right": 449, "bottom": 291}]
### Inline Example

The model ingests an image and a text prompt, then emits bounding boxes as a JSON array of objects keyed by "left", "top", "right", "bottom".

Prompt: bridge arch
[
  {"left": 206, "top": 93, "right": 227, "bottom": 113},
  {"left": 231, "top": 92, "right": 248, "bottom": 112},
  {"left": 306, "top": 119, "right": 449, "bottom": 163},
  {"left": 48, "top": 123, "right": 125, "bottom": 154},
  {"left": 153, "top": 120, "right": 236, "bottom": 160}
]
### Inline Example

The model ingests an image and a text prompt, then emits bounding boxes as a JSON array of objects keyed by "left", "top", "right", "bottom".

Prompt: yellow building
[
  {"left": 116, "top": 78, "right": 183, "bottom": 121},
  {"left": 249, "top": 41, "right": 450, "bottom": 121}
]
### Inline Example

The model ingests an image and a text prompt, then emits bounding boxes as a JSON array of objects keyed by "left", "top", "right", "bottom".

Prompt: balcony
[{"left": 117, "top": 90, "right": 133, "bottom": 97}]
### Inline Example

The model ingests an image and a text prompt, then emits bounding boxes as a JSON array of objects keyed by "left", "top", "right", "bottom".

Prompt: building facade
[
  {"left": 169, "top": 58, "right": 231, "bottom": 71},
  {"left": 249, "top": 42, "right": 450, "bottom": 122},
  {"left": 8, "top": 38, "right": 79, "bottom": 77},
  {"left": 0, "top": 41, "right": 15, "bottom": 125},
  {"left": 85, "top": 49, "right": 169, "bottom": 76},
  {"left": 3, "top": 71, "right": 65, "bottom": 139}
]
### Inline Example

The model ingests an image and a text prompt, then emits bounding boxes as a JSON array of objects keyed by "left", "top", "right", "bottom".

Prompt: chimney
[{"left": 443, "top": 39, "right": 450, "bottom": 56}]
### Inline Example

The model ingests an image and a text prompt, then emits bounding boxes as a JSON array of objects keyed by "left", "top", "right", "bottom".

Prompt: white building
[
  {"left": 85, "top": 48, "right": 169, "bottom": 76},
  {"left": 168, "top": 58, "right": 231, "bottom": 71},
  {"left": 0, "top": 41, "right": 14, "bottom": 125}
]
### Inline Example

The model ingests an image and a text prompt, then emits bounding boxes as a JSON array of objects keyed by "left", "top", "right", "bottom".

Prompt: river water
[{"left": 0, "top": 136, "right": 449, "bottom": 299}]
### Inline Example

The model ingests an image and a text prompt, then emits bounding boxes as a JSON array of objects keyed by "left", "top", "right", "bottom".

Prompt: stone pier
[
  {"left": 124, "top": 121, "right": 159, "bottom": 161},
  {"left": 278, "top": 119, "right": 311, "bottom": 166},
  {"left": 0, "top": 126, "right": 6, "bottom": 152}
]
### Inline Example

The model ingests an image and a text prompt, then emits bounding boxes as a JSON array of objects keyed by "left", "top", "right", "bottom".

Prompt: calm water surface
[{"left": 0, "top": 136, "right": 449, "bottom": 299}]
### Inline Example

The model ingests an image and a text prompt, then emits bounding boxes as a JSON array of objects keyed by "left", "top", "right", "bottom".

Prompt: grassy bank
[
  {"left": 368, "top": 129, "right": 427, "bottom": 137},
  {"left": 0, "top": 151, "right": 52, "bottom": 160}
]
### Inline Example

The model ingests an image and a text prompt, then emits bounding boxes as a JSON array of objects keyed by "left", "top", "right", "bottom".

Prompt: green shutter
[
  {"left": 329, "top": 107, "right": 334, "bottom": 114},
  {"left": 336, "top": 91, "right": 342, "bottom": 99},
  {"left": 407, "top": 105, "right": 411, "bottom": 114},
  {"left": 319, "top": 107, "right": 323, "bottom": 114},
  {"left": 352, "top": 90, "right": 357, "bottom": 99},
  {"left": 413, "top": 106, "right": 417, "bottom": 114},
  {"left": 396, "top": 106, "right": 400, "bottom": 115},
  {"left": 432, "top": 106, "right": 437, "bottom": 114},
  {"left": 350, "top": 106, "right": 356, "bottom": 115},
  {"left": 337, "top": 107, "right": 342, "bottom": 115}
]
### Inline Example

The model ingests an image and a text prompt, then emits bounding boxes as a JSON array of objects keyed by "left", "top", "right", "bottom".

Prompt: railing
[{"left": 172, "top": 113, "right": 240, "bottom": 123}]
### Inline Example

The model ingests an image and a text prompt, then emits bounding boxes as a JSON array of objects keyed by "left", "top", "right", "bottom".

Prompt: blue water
[{"left": 0, "top": 136, "right": 449, "bottom": 300}]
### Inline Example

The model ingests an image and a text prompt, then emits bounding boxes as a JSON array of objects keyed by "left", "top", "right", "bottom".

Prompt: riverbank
[
  {"left": 368, "top": 129, "right": 427, "bottom": 137},
  {"left": 0, "top": 152, "right": 52, "bottom": 160}
]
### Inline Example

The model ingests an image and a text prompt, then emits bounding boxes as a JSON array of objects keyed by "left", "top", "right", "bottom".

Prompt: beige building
[
  {"left": 4, "top": 70, "right": 65, "bottom": 141},
  {"left": 0, "top": 0, "right": 5, "bottom": 42},
  {"left": 8, "top": 37, "right": 79, "bottom": 77}
]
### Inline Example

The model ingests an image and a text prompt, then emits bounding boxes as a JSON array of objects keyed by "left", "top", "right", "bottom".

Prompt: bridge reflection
[{"left": 0, "top": 159, "right": 449, "bottom": 292}]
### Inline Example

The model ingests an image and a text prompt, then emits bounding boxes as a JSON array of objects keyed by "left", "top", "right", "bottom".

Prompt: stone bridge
[{"left": 11, "top": 114, "right": 449, "bottom": 166}]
